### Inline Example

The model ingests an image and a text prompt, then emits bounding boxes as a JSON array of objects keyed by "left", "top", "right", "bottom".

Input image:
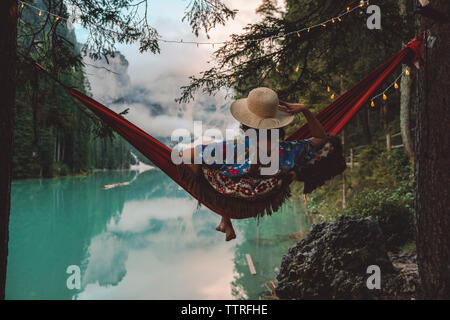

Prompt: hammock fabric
[{"left": 63, "top": 36, "right": 423, "bottom": 219}]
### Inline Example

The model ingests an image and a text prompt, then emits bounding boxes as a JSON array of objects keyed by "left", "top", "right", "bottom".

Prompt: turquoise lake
[{"left": 6, "top": 169, "right": 311, "bottom": 299}]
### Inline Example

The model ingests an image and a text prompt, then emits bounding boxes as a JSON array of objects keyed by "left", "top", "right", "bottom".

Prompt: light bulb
[
  {"left": 370, "top": 100, "right": 375, "bottom": 107},
  {"left": 405, "top": 69, "right": 410, "bottom": 76},
  {"left": 383, "top": 93, "right": 387, "bottom": 100},
  {"left": 330, "top": 94, "right": 335, "bottom": 100},
  {"left": 394, "top": 83, "right": 399, "bottom": 89},
  {"left": 327, "top": 86, "right": 331, "bottom": 92},
  {"left": 295, "top": 66, "right": 299, "bottom": 72}
]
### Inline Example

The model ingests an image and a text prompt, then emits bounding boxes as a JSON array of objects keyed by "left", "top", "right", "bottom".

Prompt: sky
[{"left": 74, "top": 0, "right": 276, "bottom": 139}]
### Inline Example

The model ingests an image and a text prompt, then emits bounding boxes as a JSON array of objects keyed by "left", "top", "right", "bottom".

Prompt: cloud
[
  {"left": 107, "top": 197, "right": 198, "bottom": 233},
  {"left": 81, "top": 1, "right": 265, "bottom": 139}
]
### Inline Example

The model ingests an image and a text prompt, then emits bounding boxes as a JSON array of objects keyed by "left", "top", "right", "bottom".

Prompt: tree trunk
[
  {"left": 416, "top": 0, "right": 450, "bottom": 299},
  {"left": 398, "top": 0, "right": 414, "bottom": 161},
  {"left": 400, "top": 65, "right": 414, "bottom": 160},
  {"left": 0, "top": 0, "right": 18, "bottom": 299},
  {"left": 361, "top": 106, "right": 371, "bottom": 145}
]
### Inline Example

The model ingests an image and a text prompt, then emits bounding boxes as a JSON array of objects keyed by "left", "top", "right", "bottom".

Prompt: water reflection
[{"left": 6, "top": 170, "right": 310, "bottom": 299}]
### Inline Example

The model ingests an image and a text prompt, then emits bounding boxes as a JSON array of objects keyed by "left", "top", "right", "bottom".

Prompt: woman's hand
[{"left": 279, "top": 100, "right": 309, "bottom": 114}]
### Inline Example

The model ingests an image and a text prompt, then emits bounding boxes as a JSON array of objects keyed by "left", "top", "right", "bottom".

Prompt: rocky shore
[{"left": 275, "top": 216, "right": 420, "bottom": 299}]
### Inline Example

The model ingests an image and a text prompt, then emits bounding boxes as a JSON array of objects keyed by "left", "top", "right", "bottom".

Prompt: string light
[
  {"left": 18, "top": 0, "right": 375, "bottom": 91},
  {"left": 330, "top": 93, "right": 335, "bottom": 100},
  {"left": 20, "top": 0, "right": 370, "bottom": 88},
  {"left": 405, "top": 69, "right": 410, "bottom": 76},
  {"left": 18, "top": 0, "right": 363, "bottom": 48},
  {"left": 369, "top": 70, "right": 408, "bottom": 107}
]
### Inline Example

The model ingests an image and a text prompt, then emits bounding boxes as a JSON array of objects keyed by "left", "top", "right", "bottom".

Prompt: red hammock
[{"left": 65, "top": 36, "right": 423, "bottom": 219}]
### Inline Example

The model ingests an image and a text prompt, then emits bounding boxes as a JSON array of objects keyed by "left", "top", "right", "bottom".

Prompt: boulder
[{"left": 275, "top": 215, "right": 419, "bottom": 299}]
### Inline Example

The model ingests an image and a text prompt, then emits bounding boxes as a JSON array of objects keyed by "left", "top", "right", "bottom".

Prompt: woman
[{"left": 179, "top": 87, "right": 345, "bottom": 241}]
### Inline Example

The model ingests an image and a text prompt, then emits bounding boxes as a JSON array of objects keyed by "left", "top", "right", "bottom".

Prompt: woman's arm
[{"left": 279, "top": 101, "right": 327, "bottom": 148}]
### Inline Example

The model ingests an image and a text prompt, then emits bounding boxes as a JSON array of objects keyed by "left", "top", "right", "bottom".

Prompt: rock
[{"left": 275, "top": 216, "right": 420, "bottom": 299}]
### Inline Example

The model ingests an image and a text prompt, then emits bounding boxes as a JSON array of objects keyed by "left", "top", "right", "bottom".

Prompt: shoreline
[{"left": 11, "top": 168, "right": 138, "bottom": 182}]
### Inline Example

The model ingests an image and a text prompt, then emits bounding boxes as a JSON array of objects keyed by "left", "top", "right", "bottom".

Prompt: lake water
[{"left": 6, "top": 169, "right": 311, "bottom": 300}]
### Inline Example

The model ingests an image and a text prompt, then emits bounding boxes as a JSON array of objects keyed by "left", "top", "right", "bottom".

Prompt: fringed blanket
[{"left": 177, "top": 139, "right": 342, "bottom": 219}]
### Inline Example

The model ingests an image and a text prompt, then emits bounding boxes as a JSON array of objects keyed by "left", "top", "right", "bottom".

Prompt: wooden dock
[{"left": 245, "top": 253, "right": 257, "bottom": 275}]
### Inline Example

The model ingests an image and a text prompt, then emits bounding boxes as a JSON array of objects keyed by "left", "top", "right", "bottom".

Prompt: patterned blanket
[{"left": 203, "top": 142, "right": 334, "bottom": 199}]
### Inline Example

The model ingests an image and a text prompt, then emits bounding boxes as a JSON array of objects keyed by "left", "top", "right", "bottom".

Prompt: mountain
[{"left": 82, "top": 51, "right": 239, "bottom": 151}]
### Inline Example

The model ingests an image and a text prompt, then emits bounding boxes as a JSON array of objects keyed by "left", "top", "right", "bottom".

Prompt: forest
[{"left": 13, "top": 2, "right": 133, "bottom": 179}]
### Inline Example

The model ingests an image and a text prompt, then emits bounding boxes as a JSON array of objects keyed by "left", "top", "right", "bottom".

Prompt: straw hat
[{"left": 230, "top": 87, "right": 295, "bottom": 129}]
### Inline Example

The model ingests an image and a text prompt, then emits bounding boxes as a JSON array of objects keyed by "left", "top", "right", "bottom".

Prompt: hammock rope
[{"left": 33, "top": 36, "right": 423, "bottom": 219}]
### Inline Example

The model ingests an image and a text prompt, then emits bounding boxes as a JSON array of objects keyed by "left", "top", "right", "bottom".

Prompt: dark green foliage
[
  {"left": 182, "top": 0, "right": 237, "bottom": 37},
  {"left": 342, "top": 187, "right": 414, "bottom": 252},
  {"left": 177, "top": 0, "right": 415, "bottom": 104},
  {"left": 306, "top": 143, "right": 415, "bottom": 252}
]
